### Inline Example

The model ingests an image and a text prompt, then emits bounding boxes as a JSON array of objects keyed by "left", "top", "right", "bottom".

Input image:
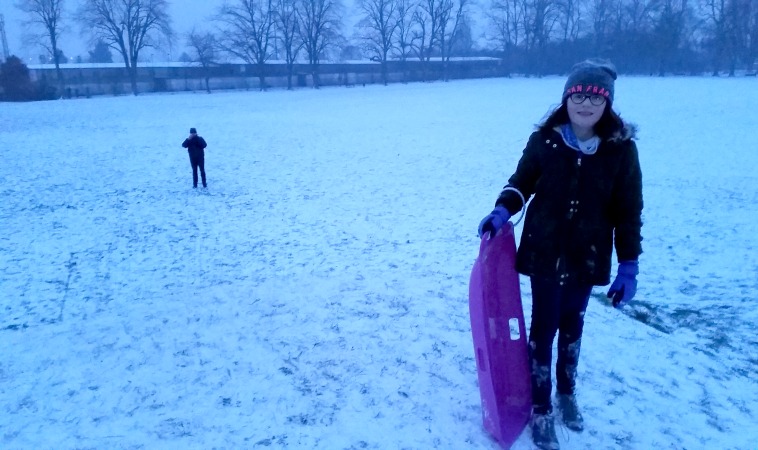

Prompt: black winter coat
[
  {"left": 496, "top": 125, "right": 643, "bottom": 286},
  {"left": 182, "top": 135, "right": 207, "bottom": 154}
]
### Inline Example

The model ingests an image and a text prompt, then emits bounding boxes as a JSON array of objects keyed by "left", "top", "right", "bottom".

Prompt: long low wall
[{"left": 28, "top": 59, "right": 508, "bottom": 97}]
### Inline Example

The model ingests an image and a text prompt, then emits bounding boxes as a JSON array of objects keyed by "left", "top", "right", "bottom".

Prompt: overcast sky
[{"left": 3, "top": 1, "right": 233, "bottom": 63}]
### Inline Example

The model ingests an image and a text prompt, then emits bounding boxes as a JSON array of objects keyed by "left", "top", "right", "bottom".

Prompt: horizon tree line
[{"left": 9, "top": 0, "right": 758, "bottom": 95}]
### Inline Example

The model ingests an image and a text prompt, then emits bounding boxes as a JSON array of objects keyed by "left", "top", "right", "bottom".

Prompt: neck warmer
[{"left": 560, "top": 124, "right": 599, "bottom": 155}]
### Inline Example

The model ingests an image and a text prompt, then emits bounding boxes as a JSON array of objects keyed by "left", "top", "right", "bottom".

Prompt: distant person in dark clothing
[{"left": 182, "top": 127, "right": 208, "bottom": 188}]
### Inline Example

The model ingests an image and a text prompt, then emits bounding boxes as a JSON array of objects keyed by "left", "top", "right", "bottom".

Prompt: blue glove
[
  {"left": 607, "top": 260, "right": 639, "bottom": 308},
  {"left": 478, "top": 206, "right": 511, "bottom": 238}
]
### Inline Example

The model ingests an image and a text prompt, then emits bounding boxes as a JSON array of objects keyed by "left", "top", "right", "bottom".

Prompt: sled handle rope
[{"left": 501, "top": 186, "right": 526, "bottom": 226}]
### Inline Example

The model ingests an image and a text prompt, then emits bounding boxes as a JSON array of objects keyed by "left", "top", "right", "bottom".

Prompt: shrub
[{"left": 1, "top": 56, "right": 38, "bottom": 101}]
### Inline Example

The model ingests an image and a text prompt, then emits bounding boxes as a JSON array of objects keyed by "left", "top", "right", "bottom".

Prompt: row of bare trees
[
  {"left": 13, "top": 0, "right": 758, "bottom": 96},
  {"left": 208, "top": 0, "right": 345, "bottom": 89},
  {"left": 485, "top": 0, "right": 758, "bottom": 75},
  {"left": 185, "top": 0, "right": 758, "bottom": 81},
  {"left": 16, "top": 0, "right": 173, "bottom": 95},
  {"left": 12, "top": 0, "right": 487, "bottom": 95},
  {"left": 187, "top": 0, "right": 474, "bottom": 89},
  {"left": 354, "top": 0, "right": 473, "bottom": 83}
]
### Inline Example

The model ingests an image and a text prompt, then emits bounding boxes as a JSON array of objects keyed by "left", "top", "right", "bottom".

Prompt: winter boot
[
  {"left": 531, "top": 412, "right": 560, "bottom": 450},
  {"left": 557, "top": 393, "right": 584, "bottom": 432}
]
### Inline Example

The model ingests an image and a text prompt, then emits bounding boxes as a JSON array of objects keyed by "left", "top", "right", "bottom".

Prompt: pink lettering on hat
[{"left": 567, "top": 84, "right": 612, "bottom": 98}]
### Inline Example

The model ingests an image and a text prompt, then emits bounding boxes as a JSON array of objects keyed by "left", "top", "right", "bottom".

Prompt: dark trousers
[
  {"left": 189, "top": 151, "right": 206, "bottom": 187},
  {"left": 528, "top": 276, "right": 592, "bottom": 414}
]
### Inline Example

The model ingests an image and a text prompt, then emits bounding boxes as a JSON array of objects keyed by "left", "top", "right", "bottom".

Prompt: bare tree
[
  {"left": 652, "top": 0, "right": 690, "bottom": 75},
  {"left": 187, "top": 28, "right": 217, "bottom": 93},
  {"left": 273, "top": 0, "right": 303, "bottom": 89},
  {"left": 486, "top": 0, "right": 528, "bottom": 65},
  {"left": 356, "top": 0, "right": 398, "bottom": 84},
  {"left": 438, "top": 0, "right": 455, "bottom": 63},
  {"left": 438, "top": 0, "right": 469, "bottom": 80},
  {"left": 78, "top": 0, "right": 173, "bottom": 95},
  {"left": 700, "top": 0, "right": 740, "bottom": 74},
  {"left": 391, "top": 0, "right": 416, "bottom": 82},
  {"left": 391, "top": 0, "right": 416, "bottom": 59},
  {"left": 747, "top": 0, "right": 758, "bottom": 69},
  {"left": 449, "top": 10, "right": 474, "bottom": 55},
  {"left": 297, "top": 0, "right": 343, "bottom": 87},
  {"left": 728, "top": 0, "right": 758, "bottom": 72},
  {"left": 16, "top": 0, "right": 66, "bottom": 95},
  {"left": 216, "top": 0, "right": 275, "bottom": 90},
  {"left": 555, "top": 0, "right": 585, "bottom": 41},
  {"left": 411, "top": 0, "right": 451, "bottom": 81},
  {"left": 617, "top": 0, "right": 660, "bottom": 69},
  {"left": 622, "top": 0, "right": 658, "bottom": 33},
  {"left": 590, "top": 0, "right": 620, "bottom": 54},
  {"left": 411, "top": 0, "right": 443, "bottom": 65},
  {"left": 522, "top": 0, "right": 561, "bottom": 74},
  {"left": 412, "top": 0, "right": 445, "bottom": 80}
]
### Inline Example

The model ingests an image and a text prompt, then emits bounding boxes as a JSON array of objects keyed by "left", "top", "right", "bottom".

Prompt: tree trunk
[
  {"left": 258, "top": 62, "right": 267, "bottom": 91},
  {"left": 51, "top": 35, "right": 64, "bottom": 97},
  {"left": 54, "top": 61, "right": 64, "bottom": 97},
  {"left": 311, "top": 64, "right": 320, "bottom": 89},
  {"left": 130, "top": 66, "right": 138, "bottom": 95}
]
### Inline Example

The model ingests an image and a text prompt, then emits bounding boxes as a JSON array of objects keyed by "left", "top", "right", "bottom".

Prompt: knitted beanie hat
[{"left": 563, "top": 58, "right": 617, "bottom": 104}]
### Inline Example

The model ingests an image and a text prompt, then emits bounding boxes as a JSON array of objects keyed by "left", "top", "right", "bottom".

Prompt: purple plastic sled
[{"left": 469, "top": 223, "right": 531, "bottom": 448}]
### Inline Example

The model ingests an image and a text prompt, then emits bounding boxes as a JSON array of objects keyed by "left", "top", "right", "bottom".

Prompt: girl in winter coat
[{"left": 477, "top": 59, "right": 643, "bottom": 450}]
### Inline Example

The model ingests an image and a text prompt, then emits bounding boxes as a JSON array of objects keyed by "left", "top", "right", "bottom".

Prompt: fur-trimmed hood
[{"left": 608, "top": 122, "right": 638, "bottom": 142}]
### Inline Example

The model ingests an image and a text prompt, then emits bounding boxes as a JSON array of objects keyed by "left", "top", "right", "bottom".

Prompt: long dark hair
[{"left": 537, "top": 101, "right": 625, "bottom": 140}]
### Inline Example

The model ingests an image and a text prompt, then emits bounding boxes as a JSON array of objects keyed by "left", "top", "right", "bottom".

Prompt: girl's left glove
[{"left": 607, "top": 260, "right": 639, "bottom": 308}]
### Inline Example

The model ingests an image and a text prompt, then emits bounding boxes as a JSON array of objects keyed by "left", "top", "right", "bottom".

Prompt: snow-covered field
[{"left": 1, "top": 77, "right": 756, "bottom": 449}]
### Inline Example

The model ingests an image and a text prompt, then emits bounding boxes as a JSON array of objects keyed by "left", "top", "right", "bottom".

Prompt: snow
[{"left": 1, "top": 76, "right": 757, "bottom": 449}]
